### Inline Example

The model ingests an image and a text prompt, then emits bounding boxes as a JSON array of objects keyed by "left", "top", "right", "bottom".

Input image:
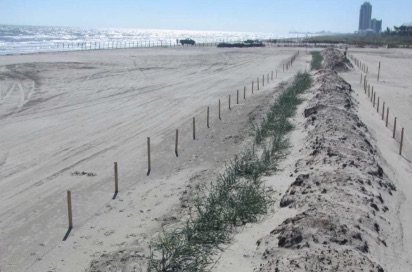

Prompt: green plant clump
[
  {"left": 310, "top": 51, "right": 323, "bottom": 70},
  {"left": 148, "top": 72, "right": 312, "bottom": 272}
]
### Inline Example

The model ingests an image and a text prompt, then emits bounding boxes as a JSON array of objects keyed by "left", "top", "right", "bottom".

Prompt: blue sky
[{"left": 0, "top": 0, "right": 411, "bottom": 33}]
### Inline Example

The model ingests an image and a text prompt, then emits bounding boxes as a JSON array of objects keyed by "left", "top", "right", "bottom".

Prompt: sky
[{"left": 0, "top": 0, "right": 411, "bottom": 34}]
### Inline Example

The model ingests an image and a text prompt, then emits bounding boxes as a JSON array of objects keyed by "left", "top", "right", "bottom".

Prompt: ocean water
[{"left": 0, "top": 24, "right": 297, "bottom": 55}]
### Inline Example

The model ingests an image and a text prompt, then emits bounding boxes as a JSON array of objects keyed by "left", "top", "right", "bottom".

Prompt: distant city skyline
[
  {"left": 0, "top": 0, "right": 411, "bottom": 34},
  {"left": 358, "top": 1, "right": 382, "bottom": 34}
]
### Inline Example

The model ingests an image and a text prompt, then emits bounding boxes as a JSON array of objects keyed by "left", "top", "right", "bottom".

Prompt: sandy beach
[
  {"left": 0, "top": 46, "right": 307, "bottom": 271},
  {"left": 1, "top": 46, "right": 412, "bottom": 272}
]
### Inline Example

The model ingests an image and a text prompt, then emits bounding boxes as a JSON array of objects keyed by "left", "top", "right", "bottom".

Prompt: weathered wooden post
[
  {"left": 393, "top": 117, "right": 397, "bottom": 138},
  {"left": 360, "top": 73, "right": 363, "bottom": 84},
  {"left": 271, "top": 71, "right": 273, "bottom": 80},
  {"left": 262, "top": 75, "right": 264, "bottom": 87},
  {"left": 377, "top": 97, "right": 380, "bottom": 113},
  {"left": 237, "top": 90, "right": 239, "bottom": 104},
  {"left": 382, "top": 102, "right": 385, "bottom": 120},
  {"left": 193, "top": 117, "right": 196, "bottom": 140},
  {"left": 175, "top": 129, "right": 178, "bottom": 157},
  {"left": 229, "top": 95, "right": 231, "bottom": 110},
  {"left": 244, "top": 86, "right": 246, "bottom": 99},
  {"left": 252, "top": 81, "right": 254, "bottom": 93},
  {"left": 207, "top": 107, "right": 210, "bottom": 128},
  {"left": 386, "top": 108, "right": 389, "bottom": 127},
  {"left": 147, "top": 137, "right": 151, "bottom": 175},
  {"left": 257, "top": 78, "right": 259, "bottom": 90},
  {"left": 67, "top": 191, "right": 73, "bottom": 229},
  {"left": 377, "top": 62, "right": 381, "bottom": 81},
  {"left": 219, "top": 99, "right": 221, "bottom": 120},
  {"left": 399, "top": 128, "right": 404, "bottom": 155},
  {"left": 114, "top": 162, "right": 119, "bottom": 194}
]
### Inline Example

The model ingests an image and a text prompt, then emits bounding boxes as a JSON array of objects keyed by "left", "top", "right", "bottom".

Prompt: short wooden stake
[
  {"left": 175, "top": 129, "right": 178, "bottom": 156},
  {"left": 377, "top": 62, "right": 381, "bottom": 81},
  {"left": 393, "top": 117, "right": 397, "bottom": 138},
  {"left": 373, "top": 92, "right": 376, "bottom": 107},
  {"left": 382, "top": 102, "right": 385, "bottom": 120},
  {"left": 219, "top": 99, "right": 221, "bottom": 120},
  {"left": 257, "top": 78, "right": 259, "bottom": 90},
  {"left": 193, "top": 117, "right": 196, "bottom": 140},
  {"left": 271, "top": 71, "right": 273, "bottom": 80},
  {"left": 67, "top": 191, "right": 73, "bottom": 229},
  {"left": 252, "top": 81, "right": 254, "bottom": 93},
  {"left": 360, "top": 73, "right": 362, "bottom": 84},
  {"left": 147, "top": 137, "right": 151, "bottom": 175},
  {"left": 386, "top": 108, "right": 389, "bottom": 127},
  {"left": 244, "top": 86, "right": 246, "bottom": 99},
  {"left": 399, "top": 128, "right": 404, "bottom": 155},
  {"left": 237, "top": 90, "right": 239, "bottom": 104},
  {"left": 377, "top": 97, "right": 379, "bottom": 113},
  {"left": 229, "top": 95, "right": 231, "bottom": 110},
  {"left": 207, "top": 107, "right": 210, "bottom": 128},
  {"left": 114, "top": 162, "right": 119, "bottom": 193}
]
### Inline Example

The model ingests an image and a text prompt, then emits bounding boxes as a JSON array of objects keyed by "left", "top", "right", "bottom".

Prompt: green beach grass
[{"left": 147, "top": 72, "right": 313, "bottom": 272}]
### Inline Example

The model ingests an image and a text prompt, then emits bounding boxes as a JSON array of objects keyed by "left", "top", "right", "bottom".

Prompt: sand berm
[{"left": 255, "top": 48, "right": 398, "bottom": 271}]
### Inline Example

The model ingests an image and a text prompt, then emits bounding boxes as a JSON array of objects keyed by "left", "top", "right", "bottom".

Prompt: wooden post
[
  {"left": 147, "top": 137, "right": 151, "bottom": 175},
  {"left": 244, "top": 86, "right": 246, "bottom": 99},
  {"left": 382, "top": 102, "right": 385, "bottom": 120},
  {"left": 373, "top": 92, "right": 376, "bottom": 107},
  {"left": 207, "top": 107, "right": 210, "bottom": 128},
  {"left": 67, "top": 191, "right": 73, "bottom": 228},
  {"left": 271, "top": 71, "right": 273, "bottom": 80},
  {"left": 193, "top": 117, "right": 196, "bottom": 140},
  {"left": 175, "top": 129, "right": 178, "bottom": 157},
  {"left": 386, "top": 108, "right": 389, "bottom": 127},
  {"left": 393, "top": 117, "right": 397, "bottom": 138},
  {"left": 399, "top": 128, "right": 404, "bottom": 155},
  {"left": 377, "top": 97, "right": 379, "bottom": 113},
  {"left": 257, "top": 78, "right": 259, "bottom": 90},
  {"left": 237, "top": 90, "right": 239, "bottom": 104},
  {"left": 368, "top": 85, "right": 370, "bottom": 97},
  {"left": 229, "top": 95, "right": 231, "bottom": 110},
  {"left": 360, "top": 73, "right": 362, "bottom": 84},
  {"left": 377, "top": 62, "right": 381, "bottom": 81},
  {"left": 114, "top": 162, "right": 119, "bottom": 193},
  {"left": 219, "top": 99, "right": 221, "bottom": 120},
  {"left": 252, "top": 81, "right": 254, "bottom": 93}
]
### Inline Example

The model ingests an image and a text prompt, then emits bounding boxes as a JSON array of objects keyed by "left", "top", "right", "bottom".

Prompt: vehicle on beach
[{"left": 179, "top": 38, "right": 195, "bottom": 45}]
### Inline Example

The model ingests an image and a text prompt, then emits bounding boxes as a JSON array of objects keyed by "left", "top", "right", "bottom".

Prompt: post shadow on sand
[
  {"left": 112, "top": 191, "right": 118, "bottom": 200},
  {"left": 63, "top": 227, "right": 72, "bottom": 241}
]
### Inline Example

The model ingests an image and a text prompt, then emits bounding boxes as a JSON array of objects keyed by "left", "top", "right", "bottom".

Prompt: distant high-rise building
[
  {"left": 371, "top": 18, "right": 382, "bottom": 33},
  {"left": 359, "top": 2, "right": 372, "bottom": 31}
]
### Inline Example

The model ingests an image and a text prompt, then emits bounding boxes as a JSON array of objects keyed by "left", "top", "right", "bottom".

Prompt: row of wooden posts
[
  {"left": 350, "top": 54, "right": 381, "bottom": 81},
  {"left": 360, "top": 74, "right": 405, "bottom": 156},
  {"left": 64, "top": 51, "right": 300, "bottom": 238}
]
